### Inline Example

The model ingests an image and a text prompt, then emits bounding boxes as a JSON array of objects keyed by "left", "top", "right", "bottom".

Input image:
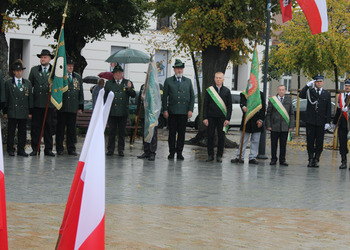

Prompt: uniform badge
[
  {"left": 20, "top": 88, "right": 23, "bottom": 91},
  {"left": 123, "top": 87, "right": 126, "bottom": 91}
]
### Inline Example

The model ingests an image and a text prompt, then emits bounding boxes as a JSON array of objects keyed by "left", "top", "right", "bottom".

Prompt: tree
[
  {"left": 153, "top": 0, "right": 279, "bottom": 142},
  {"left": 269, "top": 0, "right": 350, "bottom": 89},
  {"left": 9, "top": 0, "right": 150, "bottom": 75}
]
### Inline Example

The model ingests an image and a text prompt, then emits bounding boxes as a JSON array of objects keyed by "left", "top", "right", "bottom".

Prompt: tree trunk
[
  {"left": 0, "top": 0, "right": 9, "bottom": 77},
  {"left": 191, "top": 51, "right": 201, "bottom": 126}
]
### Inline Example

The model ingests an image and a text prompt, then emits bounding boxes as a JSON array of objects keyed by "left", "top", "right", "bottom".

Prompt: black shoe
[
  {"left": 339, "top": 163, "right": 347, "bottom": 169},
  {"left": 68, "top": 151, "right": 78, "bottom": 156},
  {"left": 216, "top": 156, "right": 222, "bottom": 163},
  {"left": 30, "top": 151, "right": 39, "bottom": 156},
  {"left": 44, "top": 151, "right": 55, "bottom": 157},
  {"left": 313, "top": 159, "right": 319, "bottom": 168},
  {"left": 270, "top": 160, "right": 277, "bottom": 165},
  {"left": 148, "top": 154, "right": 155, "bottom": 161},
  {"left": 307, "top": 159, "right": 314, "bottom": 168},
  {"left": 206, "top": 155, "right": 214, "bottom": 162},
  {"left": 168, "top": 154, "right": 175, "bottom": 160},
  {"left": 231, "top": 158, "right": 244, "bottom": 163},
  {"left": 249, "top": 159, "right": 259, "bottom": 165},
  {"left": 57, "top": 150, "right": 63, "bottom": 155},
  {"left": 138, "top": 153, "right": 150, "bottom": 159},
  {"left": 118, "top": 151, "right": 124, "bottom": 157},
  {"left": 106, "top": 151, "right": 113, "bottom": 156},
  {"left": 280, "top": 162, "right": 289, "bottom": 166},
  {"left": 177, "top": 154, "right": 184, "bottom": 160},
  {"left": 8, "top": 152, "right": 15, "bottom": 157},
  {"left": 17, "top": 151, "right": 29, "bottom": 157}
]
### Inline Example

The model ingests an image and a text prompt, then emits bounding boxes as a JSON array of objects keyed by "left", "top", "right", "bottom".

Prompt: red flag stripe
[
  {"left": 0, "top": 171, "right": 8, "bottom": 250},
  {"left": 296, "top": 0, "right": 328, "bottom": 34},
  {"left": 279, "top": 0, "right": 292, "bottom": 23},
  {"left": 78, "top": 216, "right": 105, "bottom": 250}
]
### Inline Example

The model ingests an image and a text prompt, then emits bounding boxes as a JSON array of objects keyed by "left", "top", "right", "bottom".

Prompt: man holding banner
[
  {"left": 266, "top": 85, "right": 294, "bottom": 166},
  {"left": 203, "top": 72, "right": 232, "bottom": 163}
]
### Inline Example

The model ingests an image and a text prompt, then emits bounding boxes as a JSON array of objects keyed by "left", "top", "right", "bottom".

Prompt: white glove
[
  {"left": 324, "top": 123, "right": 330, "bottom": 130},
  {"left": 307, "top": 80, "right": 315, "bottom": 87},
  {"left": 342, "top": 106, "right": 348, "bottom": 112}
]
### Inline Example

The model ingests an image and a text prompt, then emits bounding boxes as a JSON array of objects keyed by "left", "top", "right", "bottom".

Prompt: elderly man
[
  {"left": 266, "top": 85, "right": 294, "bottom": 166},
  {"left": 203, "top": 72, "right": 232, "bottom": 162},
  {"left": 299, "top": 74, "right": 331, "bottom": 168},
  {"left": 29, "top": 49, "right": 55, "bottom": 156},
  {"left": 163, "top": 59, "right": 195, "bottom": 160},
  {"left": 333, "top": 79, "right": 350, "bottom": 170},
  {"left": 104, "top": 64, "right": 136, "bottom": 156},
  {"left": 56, "top": 56, "right": 84, "bottom": 156},
  {"left": 3, "top": 61, "right": 33, "bottom": 156}
]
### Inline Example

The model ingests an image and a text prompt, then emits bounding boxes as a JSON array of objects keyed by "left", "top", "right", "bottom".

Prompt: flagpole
[
  {"left": 36, "top": 1, "right": 69, "bottom": 155},
  {"left": 238, "top": 114, "right": 247, "bottom": 162}
]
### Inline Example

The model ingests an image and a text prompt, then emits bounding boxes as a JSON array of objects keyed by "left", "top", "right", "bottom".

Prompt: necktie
[
  {"left": 177, "top": 78, "right": 181, "bottom": 85},
  {"left": 345, "top": 94, "right": 348, "bottom": 102},
  {"left": 43, "top": 67, "right": 47, "bottom": 76},
  {"left": 17, "top": 79, "right": 21, "bottom": 89},
  {"left": 69, "top": 73, "right": 72, "bottom": 82},
  {"left": 280, "top": 97, "right": 283, "bottom": 103}
]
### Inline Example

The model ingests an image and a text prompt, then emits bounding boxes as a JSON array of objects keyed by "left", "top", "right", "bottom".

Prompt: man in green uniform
[
  {"left": 163, "top": 59, "right": 194, "bottom": 160},
  {"left": 56, "top": 57, "right": 84, "bottom": 156},
  {"left": 3, "top": 61, "right": 33, "bottom": 156},
  {"left": 29, "top": 49, "right": 55, "bottom": 156},
  {"left": 104, "top": 64, "right": 136, "bottom": 156}
]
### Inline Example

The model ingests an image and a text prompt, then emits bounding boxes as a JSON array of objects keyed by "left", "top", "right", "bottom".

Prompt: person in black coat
[
  {"left": 333, "top": 79, "right": 350, "bottom": 170},
  {"left": 231, "top": 91, "right": 265, "bottom": 164},
  {"left": 203, "top": 72, "right": 232, "bottom": 162},
  {"left": 299, "top": 74, "right": 331, "bottom": 168}
]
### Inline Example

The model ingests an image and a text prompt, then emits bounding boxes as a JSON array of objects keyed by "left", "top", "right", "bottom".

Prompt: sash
[
  {"left": 206, "top": 86, "right": 229, "bottom": 132},
  {"left": 269, "top": 96, "right": 292, "bottom": 141},
  {"left": 338, "top": 93, "right": 348, "bottom": 121}
]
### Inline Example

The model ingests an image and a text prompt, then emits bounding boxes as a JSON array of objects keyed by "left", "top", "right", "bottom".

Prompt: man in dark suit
[
  {"left": 104, "top": 64, "right": 136, "bottom": 156},
  {"left": 56, "top": 57, "right": 84, "bottom": 156},
  {"left": 163, "top": 59, "right": 195, "bottom": 160},
  {"left": 0, "top": 69, "right": 5, "bottom": 109},
  {"left": 203, "top": 72, "right": 232, "bottom": 163},
  {"left": 3, "top": 61, "right": 33, "bottom": 156},
  {"left": 29, "top": 49, "right": 55, "bottom": 156},
  {"left": 333, "top": 79, "right": 350, "bottom": 170},
  {"left": 266, "top": 85, "right": 294, "bottom": 166},
  {"left": 299, "top": 74, "right": 331, "bottom": 168},
  {"left": 231, "top": 91, "right": 265, "bottom": 164}
]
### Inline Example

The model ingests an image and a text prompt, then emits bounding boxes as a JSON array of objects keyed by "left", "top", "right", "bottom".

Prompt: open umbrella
[
  {"left": 98, "top": 72, "right": 114, "bottom": 80},
  {"left": 105, "top": 48, "right": 150, "bottom": 64},
  {"left": 83, "top": 76, "right": 99, "bottom": 84}
]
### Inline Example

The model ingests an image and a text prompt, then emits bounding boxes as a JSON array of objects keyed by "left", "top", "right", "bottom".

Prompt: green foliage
[{"left": 270, "top": 0, "right": 350, "bottom": 79}]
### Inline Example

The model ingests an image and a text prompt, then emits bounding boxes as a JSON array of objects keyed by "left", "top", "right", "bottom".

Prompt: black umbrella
[{"left": 83, "top": 76, "right": 99, "bottom": 84}]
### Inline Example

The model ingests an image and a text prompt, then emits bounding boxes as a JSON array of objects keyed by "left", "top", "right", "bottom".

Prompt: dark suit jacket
[
  {"left": 299, "top": 85, "right": 331, "bottom": 126},
  {"left": 203, "top": 85, "right": 232, "bottom": 120},
  {"left": 265, "top": 95, "right": 295, "bottom": 132},
  {"left": 58, "top": 72, "right": 84, "bottom": 113},
  {"left": 29, "top": 64, "right": 54, "bottom": 108},
  {"left": 239, "top": 91, "right": 266, "bottom": 133}
]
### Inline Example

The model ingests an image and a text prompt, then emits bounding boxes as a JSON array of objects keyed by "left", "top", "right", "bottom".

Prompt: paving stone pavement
[{"left": 3, "top": 128, "right": 350, "bottom": 249}]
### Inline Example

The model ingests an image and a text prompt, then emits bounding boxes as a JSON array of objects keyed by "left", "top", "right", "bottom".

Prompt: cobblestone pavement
[{"left": 3, "top": 128, "right": 350, "bottom": 249}]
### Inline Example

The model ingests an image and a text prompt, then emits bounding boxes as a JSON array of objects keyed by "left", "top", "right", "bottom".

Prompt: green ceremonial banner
[
  {"left": 49, "top": 25, "right": 68, "bottom": 110},
  {"left": 244, "top": 47, "right": 262, "bottom": 124}
]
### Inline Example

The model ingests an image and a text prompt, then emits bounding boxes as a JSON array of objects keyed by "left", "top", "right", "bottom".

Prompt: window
[
  {"left": 9, "top": 39, "right": 23, "bottom": 67},
  {"left": 157, "top": 16, "right": 170, "bottom": 30},
  {"left": 110, "top": 46, "right": 127, "bottom": 71},
  {"left": 155, "top": 50, "right": 168, "bottom": 85},
  {"left": 281, "top": 73, "right": 292, "bottom": 91}
]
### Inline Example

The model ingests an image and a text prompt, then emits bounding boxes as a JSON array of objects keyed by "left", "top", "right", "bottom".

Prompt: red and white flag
[
  {"left": 279, "top": 0, "right": 292, "bottom": 23},
  {"left": 296, "top": 0, "right": 328, "bottom": 34},
  {"left": 58, "top": 90, "right": 114, "bottom": 249},
  {"left": 0, "top": 126, "right": 8, "bottom": 250}
]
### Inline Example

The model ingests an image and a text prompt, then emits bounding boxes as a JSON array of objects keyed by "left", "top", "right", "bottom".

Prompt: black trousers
[
  {"left": 31, "top": 107, "right": 54, "bottom": 152},
  {"left": 338, "top": 127, "right": 349, "bottom": 156},
  {"left": 7, "top": 118, "right": 27, "bottom": 153},
  {"left": 207, "top": 117, "right": 225, "bottom": 157},
  {"left": 168, "top": 114, "right": 187, "bottom": 155},
  {"left": 270, "top": 131, "right": 288, "bottom": 162},
  {"left": 56, "top": 112, "right": 77, "bottom": 153},
  {"left": 141, "top": 118, "right": 158, "bottom": 156},
  {"left": 107, "top": 116, "right": 127, "bottom": 153},
  {"left": 306, "top": 124, "right": 325, "bottom": 156}
]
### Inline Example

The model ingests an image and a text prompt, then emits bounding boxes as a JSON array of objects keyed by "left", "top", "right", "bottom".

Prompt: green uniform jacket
[
  {"left": 29, "top": 64, "right": 54, "bottom": 108},
  {"left": 58, "top": 72, "right": 84, "bottom": 113},
  {"left": 137, "top": 83, "right": 164, "bottom": 119},
  {"left": 163, "top": 75, "right": 194, "bottom": 115},
  {"left": 104, "top": 78, "right": 136, "bottom": 117},
  {"left": 3, "top": 78, "right": 33, "bottom": 119},
  {"left": 0, "top": 70, "right": 5, "bottom": 107}
]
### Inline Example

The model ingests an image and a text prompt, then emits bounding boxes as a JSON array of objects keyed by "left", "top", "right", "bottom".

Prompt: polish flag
[
  {"left": 0, "top": 126, "right": 8, "bottom": 250},
  {"left": 279, "top": 0, "right": 292, "bottom": 23},
  {"left": 57, "top": 89, "right": 114, "bottom": 249},
  {"left": 296, "top": 0, "right": 328, "bottom": 34}
]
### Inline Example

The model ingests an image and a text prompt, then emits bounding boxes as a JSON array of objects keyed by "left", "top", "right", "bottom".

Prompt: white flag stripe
[
  {"left": 75, "top": 100, "right": 105, "bottom": 249},
  {"left": 315, "top": 0, "right": 328, "bottom": 32},
  {"left": 79, "top": 89, "right": 105, "bottom": 162},
  {"left": 103, "top": 91, "right": 115, "bottom": 128}
]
